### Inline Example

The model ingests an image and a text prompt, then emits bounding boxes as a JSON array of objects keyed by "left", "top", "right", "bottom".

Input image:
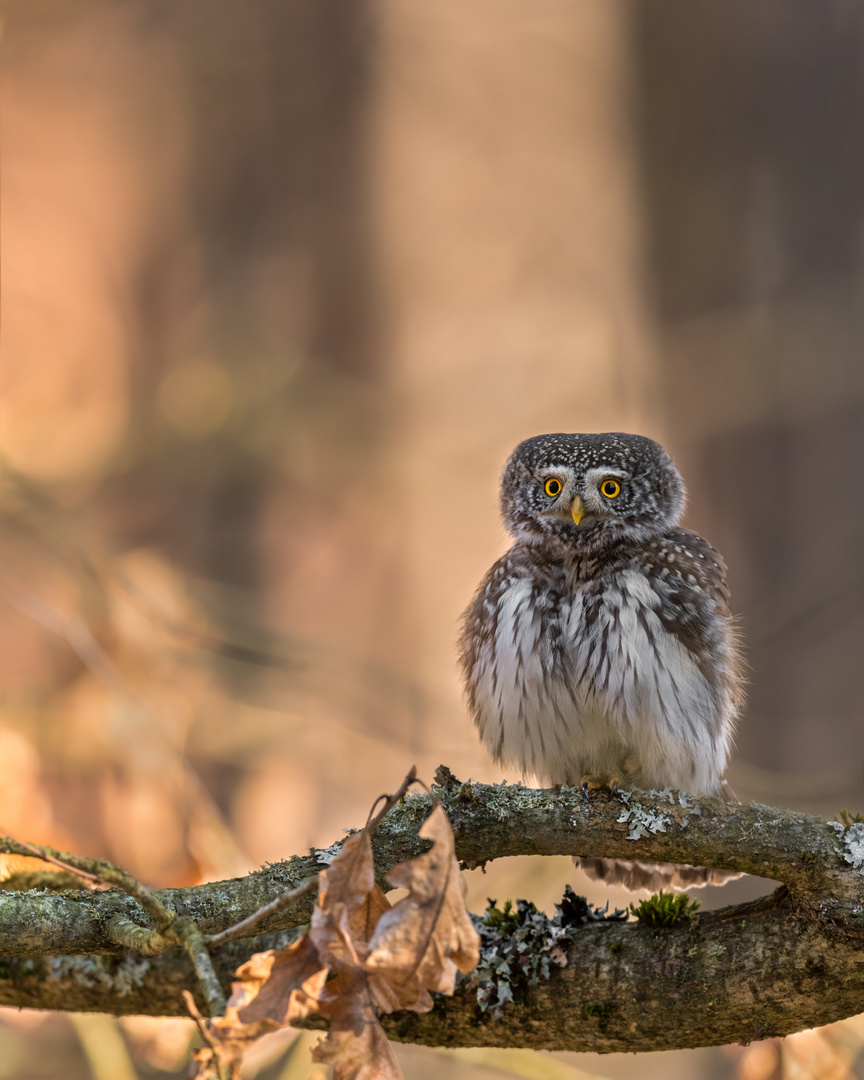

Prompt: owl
[{"left": 458, "top": 433, "right": 744, "bottom": 890}]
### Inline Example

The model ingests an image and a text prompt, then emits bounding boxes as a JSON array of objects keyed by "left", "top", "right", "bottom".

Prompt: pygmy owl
[{"left": 459, "top": 433, "right": 744, "bottom": 890}]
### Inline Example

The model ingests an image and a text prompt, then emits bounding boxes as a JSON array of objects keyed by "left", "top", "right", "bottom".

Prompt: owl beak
[{"left": 571, "top": 494, "right": 586, "bottom": 526}]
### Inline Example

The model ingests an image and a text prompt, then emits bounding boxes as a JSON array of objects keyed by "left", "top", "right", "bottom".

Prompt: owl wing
[
  {"left": 457, "top": 558, "right": 502, "bottom": 721},
  {"left": 457, "top": 547, "right": 572, "bottom": 771},
  {"left": 647, "top": 528, "right": 743, "bottom": 713}
]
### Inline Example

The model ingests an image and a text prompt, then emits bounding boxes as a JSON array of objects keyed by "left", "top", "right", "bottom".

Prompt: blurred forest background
[{"left": 2, "top": 1, "right": 864, "bottom": 1078}]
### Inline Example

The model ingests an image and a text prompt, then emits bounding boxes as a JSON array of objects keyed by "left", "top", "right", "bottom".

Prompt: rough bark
[{"left": 1, "top": 775, "right": 862, "bottom": 1053}]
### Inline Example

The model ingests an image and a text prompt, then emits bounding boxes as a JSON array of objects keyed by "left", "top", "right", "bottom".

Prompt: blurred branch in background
[{"left": 0, "top": 469, "right": 251, "bottom": 886}]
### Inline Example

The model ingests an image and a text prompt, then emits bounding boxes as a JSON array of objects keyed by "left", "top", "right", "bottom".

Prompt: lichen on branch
[{"left": 0, "top": 771, "right": 863, "bottom": 1056}]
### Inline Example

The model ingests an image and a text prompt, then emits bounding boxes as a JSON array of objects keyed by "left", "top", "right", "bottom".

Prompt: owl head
[{"left": 499, "top": 432, "right": 685, "bottom": 550}]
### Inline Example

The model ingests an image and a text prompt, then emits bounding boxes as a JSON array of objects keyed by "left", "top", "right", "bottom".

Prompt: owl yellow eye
[
  {"left": 544, "top": 478, "right": 562, "bottom": 498},
  {"left": 600, "top": 479, "right": 621, "bottom": 499}
]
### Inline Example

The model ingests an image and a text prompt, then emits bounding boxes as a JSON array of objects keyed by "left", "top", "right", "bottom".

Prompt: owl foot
[{"left": 580, "top": 774, "right": 622, "bottom": 797}]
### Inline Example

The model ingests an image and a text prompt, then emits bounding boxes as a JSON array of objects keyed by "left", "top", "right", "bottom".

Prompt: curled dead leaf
[
  {"left": 233, "top": 935, "right": 329, "bottom": 1030},
  {"left": 364, "top": 802, "right": 481, "bottom": 1012},
  {"left": 188, "top": 936, "right": 328, "bottom": 1078},
  {"left": 312, "top": 968, "right": 405, "bottom": 1079},
  {"left": 312, "top": 1021, "right": 403, "bottom": 1080},
  {"left": 310, "top": 829, "right": 391, "bottom": 971},
  {"left": 191, "top": 793, "right": 478, "bottom": 1080}
]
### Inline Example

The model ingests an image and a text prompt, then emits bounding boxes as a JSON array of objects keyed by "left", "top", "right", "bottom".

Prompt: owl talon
[
  {"left": 580, "top": 775, "right": 607, "bottom": 796},
  {"left": 581, "top": 775, "right": 622, "bottom": 797}
]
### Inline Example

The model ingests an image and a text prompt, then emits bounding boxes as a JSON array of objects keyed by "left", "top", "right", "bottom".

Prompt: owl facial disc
[{"left": 499, "top": 432, "right": 687, "bottom": 548}]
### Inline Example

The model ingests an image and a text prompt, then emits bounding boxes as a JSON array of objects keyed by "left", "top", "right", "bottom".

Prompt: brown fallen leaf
[
  {"left": 188, "top": 788, "right": 479, "bottom": 1080},
  {"left": 306, "top": 827, "right": 403, "bottom": 1078},
  {"left": 192, "top": 825, "right": 399, "bottom": 1080},
  {"left": 312, "top": 1020, "right": 403, "bottom": 1080},
  {"left": 310, "top": 828, "right": 392, "bottom": 971},
  {"left": 364, "top": 802, "right": 481, "bottom": 1012},
  {"left": 188, "top": 937, "right": 329, "bottom": 1078},
  {"left": 308, "top": 966, "right": 405, "bottom": 1080},
  {"left": 233, "top": 935, "right": 329, "bottom": 1031}
]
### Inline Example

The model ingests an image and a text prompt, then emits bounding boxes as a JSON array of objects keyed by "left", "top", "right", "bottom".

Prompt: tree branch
[
  {"left": 1, "top": 774, "right": 862, "bottom": 1053},
  {"left": 0, "top": 830, "right": 228, "bottom": 1015}
]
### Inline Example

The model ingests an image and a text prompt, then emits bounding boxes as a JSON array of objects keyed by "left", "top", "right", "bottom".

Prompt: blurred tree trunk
[{"left": 634, "top": 0, "right": 864, "bottom": 801}]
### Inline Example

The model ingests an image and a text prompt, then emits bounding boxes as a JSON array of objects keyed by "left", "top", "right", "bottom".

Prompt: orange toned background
[{"left": 2, "top": 2, "right": 863, "bottom": 1078}]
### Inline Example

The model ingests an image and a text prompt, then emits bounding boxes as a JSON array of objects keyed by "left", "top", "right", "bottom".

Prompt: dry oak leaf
[
  {"left": 196, "top": 802, "right": 479, "bottom": 1080},
  {"left": 312, "top": 1024, "right": 402, "bottom": 1080},
  {"left": 363, "top": 802, "right": 481, "bottom": 1013},
  {"left": 196, "top": 828, "right": 400, "bottom": 1080},
  {"left": 188, "top": 1046, "right": 239, "bottom": 1080},
  {"left": 310, "top": 829, "right": 392, "bottom": 972},
  {"left": 189, "top": 937, "right": 329, "bottom": 1078},
  {"left": 232, "top": 934, "right": 329, "bottom": 1033},
  {"left": 311, "top": 969, "right": 403, "bottom": 1080},
  {"left": 208, "top": 828, "right": 386, "bottom": 1043}
]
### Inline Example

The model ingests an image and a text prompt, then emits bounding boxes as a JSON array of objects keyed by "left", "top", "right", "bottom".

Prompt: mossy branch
[
  {"left": 0, "top": 831, "right": 227, "bottom": 1015},
  {"left": 0, "top": 772, "right": 862, "bottom": 1053}
]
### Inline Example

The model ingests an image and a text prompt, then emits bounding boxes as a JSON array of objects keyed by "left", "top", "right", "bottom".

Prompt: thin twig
[
  {"left": 176, "top": 917, "right": 227, "bottom": 1016},
  {"left": 0, "top": 829, "right": 175, "bottom": 930},
  {"left": 0, "top": 827, "right": 228, "bottom": 1014},
  {"left": 105, "top": 916, "right": 226, "bottom": 1013},
  {"left": 182, "top": 989, "right": 213, "bottom": 1045},
  {"left": 366, "top": 764, "right": 419, "bottom": 831},
  {"left": 207, "top": 766, "right": 420, "bottom": 949},
  {"left": 184, "top": 989, "right": 233, "bottom": 1079},
  {"left": 0, "top": 830, "right": 102, "bottom": 887},
  {"left": 206, "top": 876, "right": 318, "bottom": 948}
]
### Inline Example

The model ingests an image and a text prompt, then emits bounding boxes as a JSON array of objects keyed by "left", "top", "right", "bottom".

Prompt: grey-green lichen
[
  {"left": 466, "top": 887, "right": 626, "bottom": 1016},
  {"left": 828, "top": 820, "right": 864, "bottom": 871},
  {"left": 616, "top": 790, "right": 672, "bottom": 839},
  {"left": 613, "top": 788, "right": 704, "bottom": 838},
  {"left": 313, "top": 841, "right": 344, "bottom": 867},
  {"left": 48, "top": 954, "right": 152, "bottom": 996}
]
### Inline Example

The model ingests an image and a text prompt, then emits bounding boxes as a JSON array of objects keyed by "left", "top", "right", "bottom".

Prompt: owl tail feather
[{"left": 575, "top": 856, "right": 741, "bottom": 892}]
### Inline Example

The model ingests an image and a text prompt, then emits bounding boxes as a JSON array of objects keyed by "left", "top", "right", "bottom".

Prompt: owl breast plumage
[{"left": 459, "top": 433, "right": 744, "bottom": 799}]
